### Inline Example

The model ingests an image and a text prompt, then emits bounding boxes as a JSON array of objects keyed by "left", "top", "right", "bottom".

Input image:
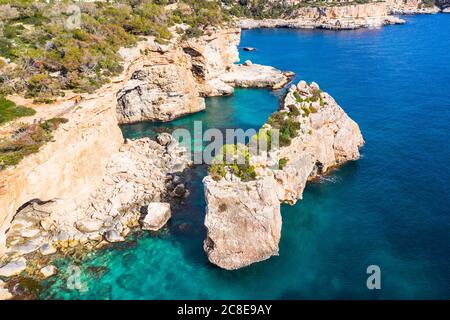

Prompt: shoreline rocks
[
  {"left": 239, "top": 3, "right": 405, "bottom": 30},
  {"left": 0, "top": 257, "right": 26, "bottom": 277},
  {"left": 40, "top": 265, "right": 57, "bottom": 279},
  {"left": 116, "top": 28, "right": 294, "bottom": 124},
  {"left": 203, "top": 80, "right": 364, "bottom": 270},
  {"left": 220, "top": 61, "right": 294, "bottom": 90},
  {"left": 387, "top": 0, "right": 442, "bottom": 14},
  {"left": 0, "top": 280, "right": 12, "bottom": 300},
  {"left": 141, "top": 203, "right": 172, "bottom": 231}
]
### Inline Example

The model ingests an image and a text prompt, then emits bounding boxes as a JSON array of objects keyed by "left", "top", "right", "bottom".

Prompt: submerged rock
[{"left": 142, "top": 203, "right": 171, "bottom": 231}]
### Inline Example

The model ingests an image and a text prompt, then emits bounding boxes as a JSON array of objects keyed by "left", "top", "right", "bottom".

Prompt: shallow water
[{"left": 41, "top": 14, "right": 450, "bottom": 299}]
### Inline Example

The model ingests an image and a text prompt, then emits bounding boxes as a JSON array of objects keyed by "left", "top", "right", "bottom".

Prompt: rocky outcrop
[
  {"left": 386, "top": 0, "right": 441, "bottom": 14},
  {"left": 115, "top": 28, "right": 292, "bottom": 123},
  {"left": 2, "top": 135, "right": 190, "bottom": 262},
  {"left": 239, "top": 3, "right": 405, "bottom": 30},
  {"left": 203, "top": 81, "right": 364, "bottom": 270},
  {"left": 203, "top": 175, "right": 281, "bottom": 270},
  {"left": 141, "top": 202, "right": 172, "bottom": 231},
  {"left": 220, "top": 60, "right": 294, "bottom": 89},
  {"left": 182, "top": 27, "right": 241, "bottom": 96},
  {"left": 116, "top": 28, "right": 241, "bottom": 123},
  {"left": 0, "top": 91, "right": 124, "bottom": 258}
]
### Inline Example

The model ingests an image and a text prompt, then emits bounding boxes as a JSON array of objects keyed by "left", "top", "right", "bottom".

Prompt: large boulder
[
  {"left": 141, "top": 203, "right": 171, "bottom": 231},
  {"left": 75, "top": 219, "right": 104, "bottom": 233}
]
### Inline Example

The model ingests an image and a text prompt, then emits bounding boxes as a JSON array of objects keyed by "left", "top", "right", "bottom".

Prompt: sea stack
[{"left": 203, "top": 81, "right": 364, "bottom": 270}]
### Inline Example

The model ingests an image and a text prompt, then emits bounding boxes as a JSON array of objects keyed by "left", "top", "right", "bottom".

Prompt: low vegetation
[
  {"left": 0, "top": 117, "right": 68, "bottom": 170},
  {"left": 0, "top": 95, "right": 36, "bottom": 125},
  {"left": 0, "top": 0, "right": 229, "bottom": 101}
]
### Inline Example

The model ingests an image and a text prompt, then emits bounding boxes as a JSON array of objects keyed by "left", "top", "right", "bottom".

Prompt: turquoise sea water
[{"left": 41, "top": 14, "right": 450, "bottom": 299}]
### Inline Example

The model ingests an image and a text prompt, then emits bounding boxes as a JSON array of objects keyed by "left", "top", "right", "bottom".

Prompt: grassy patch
[{"left": 0, "top": 95, "right": 36, "bottom": 125}]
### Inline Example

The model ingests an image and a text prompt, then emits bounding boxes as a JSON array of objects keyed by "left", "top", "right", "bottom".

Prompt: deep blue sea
[{"left": 41, "top": 14, "right": 450, "bottom": 299}]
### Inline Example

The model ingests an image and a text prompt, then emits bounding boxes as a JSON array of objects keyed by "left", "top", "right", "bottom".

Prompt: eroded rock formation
[
  {"left": 116, "top": 28, "right": 291, "bottom": 123},
  {"left": 3, "top": 136, "right": 190, "bottom": 262},
  {"left": 203, "top": 81, "right": 364, "bottom": 270}
]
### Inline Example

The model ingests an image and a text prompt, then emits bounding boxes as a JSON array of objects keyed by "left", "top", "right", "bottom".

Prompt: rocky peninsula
[{"left": 203, "top": 81, "right": 364, "bottom": 270}]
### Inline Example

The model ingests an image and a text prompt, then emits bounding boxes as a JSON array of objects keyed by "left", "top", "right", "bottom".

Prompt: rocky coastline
[
  {"left": 238, "top": 2, "right": 406, "bottom": 30},
  {"left": 0, "top": 25, "right": 294, "bottom": 298}
]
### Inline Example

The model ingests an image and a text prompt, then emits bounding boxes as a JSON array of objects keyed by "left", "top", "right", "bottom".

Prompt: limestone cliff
[
  {"left": 239, "top": 2, "right": 405, "bottom": 30},
  {"left": 116, "top": 45, "right": 206, "bottom": 123},
  {"left": 203, "top": 80, "right": 364, "bottom": 270}
]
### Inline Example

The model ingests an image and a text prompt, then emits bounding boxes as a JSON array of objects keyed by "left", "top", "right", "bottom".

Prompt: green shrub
[
  {"left": 208, "top": 143, "right": 257, "bottom": 182},
  {"left": 287, "top": 104, "right": 300, "bottom": 117},
  {"left": 0, "top": 0, "right": 228, "bottom": 99},
  {"left": 267, "top": 110, "right": 300, "bottom": 147}
]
